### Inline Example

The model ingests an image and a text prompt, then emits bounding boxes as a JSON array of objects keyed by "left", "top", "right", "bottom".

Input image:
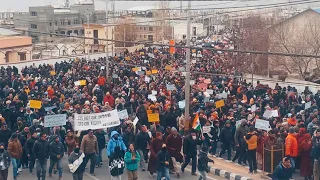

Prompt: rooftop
[{"left": 0, "top": 28, "right": 21, "bottom": 36}]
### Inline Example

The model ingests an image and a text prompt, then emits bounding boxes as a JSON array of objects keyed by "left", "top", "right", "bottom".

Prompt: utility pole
[
  {"left": 84, "top": 10, "right": 93, "bottom": 60},
  {"left": 111, "top": 0, "right": 115, "bottom": 57},
  {"left": 184, "top": 0, "right": 191, "bottom": 122},
  {"left": 105, "top": 0, "right": 109, "bottom": 78}
]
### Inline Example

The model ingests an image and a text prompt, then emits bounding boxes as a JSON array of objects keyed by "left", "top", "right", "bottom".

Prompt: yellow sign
[
  {"left": 215, "top": 100, "right": 225, "bottom": 108},
  {"left": 79, "top": 80, "right": 86, "bottom": 86},
  {"left": 29, "top": 100, "right": 42, "bottom": 109},
  {"left": 192, "top": 49, "right": 196, "bottom": 53},
  {"left": 147, "top": 110, "right": 152, "bottom": 114},
  {"left": 125, "top": 56, "right": 131, "bottom": 61},
  {"left": 148, "top": 113, "right": 160, "bottom": 122},
  {"left": 50, "top": 71, "right": 56, "bottom": 76},
  {"left": 165, "top": 65, "right": 172, "bottom": 71},
  {"left": 132, "top": 68, "right": 139, "bottom": 72},
  {"left": 140, "top": 52, "right": 145, "bottom": 55},
  {"left": 151, "top": 70, "right": 158, "bottom": 74},
  {"left": 146, "top": 71, "right": 152, "bottom": 75}
]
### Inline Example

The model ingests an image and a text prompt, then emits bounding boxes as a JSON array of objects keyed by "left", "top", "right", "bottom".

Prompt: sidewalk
[{"left": 208, "top": 156, "right": 271, "bottom": 180}]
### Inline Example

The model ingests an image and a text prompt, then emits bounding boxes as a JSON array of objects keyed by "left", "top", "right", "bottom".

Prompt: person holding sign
[{"left": 124, "top": 143, "right": 140, "bottom": 180}]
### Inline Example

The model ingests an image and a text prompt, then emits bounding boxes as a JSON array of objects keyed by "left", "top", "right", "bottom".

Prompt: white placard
[
  {"left": 202, "top": 126, "right": 211, "bottom": 134},
  {"left": 219, "top": 92, "right": 228, "bottom": 99},
  {"left": 255, "top": 119, "right": 271, "bottom": 131},
  {"left": 133, "top": 117, "right": 139, "bottom": 126},
  {"left": 148, "top": 95, "right": 157, "bottom": 101},
  {"left": 190, "top": 80, "right": 195, "bottom": 85},
  {"left": 44, "top": 114, "right": 67, "bottom": 127},
  {"left": 166, "top": 84, "right": 176, "bottom": 91},
  {"left": 206, "top": 89, "right": 214, "bottom": 95},
  {"left": 118, "top": 109, "right": 129, "bottom": 119},
  {"left": 112, "top": 74, "right": 119, "bottom": 78},
  {"left": 145, "top": 76, "right": 151, "bottom": 83},
  {"left": 263, "top": 110, "right": 278, "bottom": 119},
  {"left": 251, "top": 104, "right": 257, "bottom": 112},
  {"left": 152, "top": 90, "right": 157, "bottom": 95},
  {"left": 101, "top": 66, "right": 105, "bottom": 70},
  {"left": 74, "top": 110, "right": 120, "bottom": 131},
  {"left": 74, "top": 81, "right": 80, "bottom": 86},
  {"left": 305, "top": 102, "right": 311, "bottom": 110},
  {"left": 178, "top": 100, "right": 185, "bottom": 109}
]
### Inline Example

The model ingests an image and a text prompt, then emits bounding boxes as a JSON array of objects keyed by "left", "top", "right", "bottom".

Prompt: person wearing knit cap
[
  {"left": 233, "top": 119, "right": 248, "bottom": 165},
  {"left": 219, "top": 120, "right": 233, "bottom": 160},
  {"left": 148, "top": 132, "right": 164, "bottom": 176},
  {"left": 171, "top": 127, "right": 177, "bottom": 132}
]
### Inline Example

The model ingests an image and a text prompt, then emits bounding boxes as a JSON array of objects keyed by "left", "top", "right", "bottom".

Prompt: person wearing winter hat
[
  {"left": 219, "top": 120, "right": 233, "bottom": 160},
  {"left": 233, "top": 119, "right": 248, "bottom": 165},
  {"left": 198, "top": 146, "right": 214, "bottom": 180}
]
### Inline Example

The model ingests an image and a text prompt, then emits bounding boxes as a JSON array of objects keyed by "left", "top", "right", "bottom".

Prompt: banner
[
  {"left": 74, "top": 110, "right": 120, "bottom": 131},
  {"left": 255, "top": 119, "right": 271, "bottom": 131},
  {"left": 44, "top": 114, "right": 67, "bottom": 127},
  {"left": 118, "top": 109, "right": 129, "bottom": 119},
  {"left": 29, "top": 100, "right": 42, "bottom": 109}
]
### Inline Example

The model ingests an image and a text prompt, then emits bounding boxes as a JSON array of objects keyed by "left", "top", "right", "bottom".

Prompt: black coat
[
  {"left": 95, "top": 132, "right": 106, "bottom": 150},
  {"left": 109, "top": 152, "right": 125, "bottom": 176},
  {"left": 0, "top": 129, "right": 12, "bottom": 148},
  {"left": 32, "top": 139, "right": 50, "bottom": 161},
  {"left": 183, "top": 135, "right": 202, "bottom": 156},
  {"left": 156, "top": 149, "right": 171, "bottom": 171},
  {"left": 135, "top": 131, "right": 150, "bottom": 150},
  {"left": 122, "top": 131, "right": 135, "bottom": 148},
  {"left": 49, "top": 141, "right": 65, "bottom": 160},
  {"left": 25, "top": 137, "right": 37, "bottom": 156},
  {"left": 198, "top": 151, "right": 213, "bottom": 172},
  {"left": 219, "top": 126, "right": 233, "bottom": 144}
]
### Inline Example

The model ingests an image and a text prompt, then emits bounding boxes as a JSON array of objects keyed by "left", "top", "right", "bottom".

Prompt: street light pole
[
  {"left": 184, "top": 0, "right": 191, "bottom": 123},
  {"left": 105, "top": 0, "right": 109, "bottom": 78}
]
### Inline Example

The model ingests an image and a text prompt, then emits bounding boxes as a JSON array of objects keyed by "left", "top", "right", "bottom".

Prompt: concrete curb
[{"left": 210, "top": 166, "right": 253, "bottom": 180}]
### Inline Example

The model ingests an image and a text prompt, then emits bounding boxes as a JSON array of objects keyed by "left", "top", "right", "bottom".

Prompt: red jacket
[
  {"left": 97, "top": 76, "right": 106, "bottom": 86},
  {"left": 103, "top": 95, "right": 115, "bottom": 107}
]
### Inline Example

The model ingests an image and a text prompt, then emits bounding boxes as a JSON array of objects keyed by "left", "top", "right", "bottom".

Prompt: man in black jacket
[
  {"left": 181, "top": 132, "right": 203, "bottom": 175},
  {"left": 25, "top": 131, "right": 38, "bottom": 174},
  {"left": 32, "top": 132, "right": 50, "bottom": 180},
  {"left": 48, "top": 135, "right": 64, "bottom": 180},
  {"left": 0, "top": 123, "right": 12, "bottom": 149},
  {"left": 198, "top": 146, "right": 214, "bottom": 180},
  {"left": 94, "top": 129, "right": 106, "bottom": 167},
  {"left": 233, "top": 119, "right": 248, "bottom": 165},
  {"left": 135, "top": 125, "right": 150, "bottom": 171},
  {"left": 156, "top": 144, "right": 171, "bottom": 180},
  {"left": 204, "top": 120, "right": 220, "bottom": 156},
  {"left": 219, "top": 120, "right": 233, "bottom": 160}
]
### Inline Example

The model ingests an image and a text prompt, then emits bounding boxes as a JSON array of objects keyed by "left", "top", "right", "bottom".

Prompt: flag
[{"left": 192, "top": 113, "right": 201, "bottom": 131}]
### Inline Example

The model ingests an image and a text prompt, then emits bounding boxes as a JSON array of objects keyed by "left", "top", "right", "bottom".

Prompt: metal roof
[{"left": 0, "top": 28, "right": 21, "bottom": 36}]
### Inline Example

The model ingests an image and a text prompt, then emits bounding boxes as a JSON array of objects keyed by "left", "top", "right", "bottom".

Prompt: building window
[
  {"left": 148, "top": 35, "right": 153, "bottom": 41},
  {"left": 55, "top": 21, "right": 58, "bottom": 26},
  {"left": 49, "top": 22, "right": 52, "bottom": 26},
  {"left": 149, "top": 27, "right": 153, "bottom": 31},
  {"left": 31, "top": 24, "right": 37, "bottom": 29},
  {"left": 81, "top": 19, "right": 84, "bottom": 24},
  {"left": 143, "top": 27, "right": 146, "bottom": 31},
  {"left": 74, "top": 19, "right": 79, "bottom": 24},
  {"left": 68, "top": 20, "right": 71, "bottom": 25},
  {"left": 31, "top": 11, "right": 37, "bottom": 16},
  {"left": 61, "top": 20, "right": 65, "bottom": 25},
  {"left": 18, "top": 52, "right": 26, "bottom": 61},
  {"left": 139, "top": 27, "right": 142, "bottom": 30},
  {"left": 144, "top": 35, "right": 146, "bottom": 39}
]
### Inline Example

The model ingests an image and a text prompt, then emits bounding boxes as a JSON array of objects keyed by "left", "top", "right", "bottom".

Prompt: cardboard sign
[
  {"left": 152, "top": 90, "right": 157, "bottom": 95},
  {"left": 151, "top": 70, "right": 158, "bottom": 74},
  {"left": 75, "top": 80, "right": 86, "bottom": 86},
  {"left": 50, "top": 71, "right": 56, "bottom": 76},
  {"left": 165, "top": 65, "right": 172, "bottom": 71},
  {"left": 29, "top": 100, "right": 42, "bottom": 109},
  {"left": 125, "top": 56, "right": 131, "bottom": 61},
  {"left": 255, "top": 119, "right": 271, "bottom": 131},
  {"left": 148, "top": 113, "right": 160, "bottom": 122},
  {"left": 204, "top": 79, "right": 211, "bottom": 84},
  {"left": 118, "top": 109, "right": 129, "bottom": 119},
  {"left": 112, "top": 74, "right": 119, "bottom": 78},
  {"left": 44, "top": 114, "right": 67, "bottom": 127},
  {"left": 305, "top": 102, "right": 311, "bottom": 110},
  {"left": 147, "top": 110, "right": 152, "bottom": 114},
  {"left": 215, "top": 100, "right": 225, "bottom": 108},
  {"left": 251, "top": 104, "right": 257, "bottom": 112},
  {"left": 146, "top": 71, "right": 152, "bottom": 75},
  {"left": 148, "top": 95, "right": 157, "bottom": 101},
  {"left": 166, "top": 84, "right": 176, "bottom": 91},
  {"left": 202, "top": 126, "right": 211, "bottom": 134},
  {"left": 263, "top": 110, "right": 278, "bottom": 119}
]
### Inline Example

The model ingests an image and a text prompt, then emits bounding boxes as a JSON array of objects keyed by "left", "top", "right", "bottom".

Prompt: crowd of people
[{"left": 0, "top": 30, "right": 319, "bottom": 180}]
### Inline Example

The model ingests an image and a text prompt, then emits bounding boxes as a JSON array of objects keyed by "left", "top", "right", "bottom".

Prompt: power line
[{"left": 14, "top": 28, "right": 320, "bottom": 59}]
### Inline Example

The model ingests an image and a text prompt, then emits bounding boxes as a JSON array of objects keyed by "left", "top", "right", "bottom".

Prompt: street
[{"left": 7, "top": 153, "right": 225, "bottom": 180}]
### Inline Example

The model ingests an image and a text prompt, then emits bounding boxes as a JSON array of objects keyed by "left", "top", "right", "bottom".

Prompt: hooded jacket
[
  {"left": 198, "top": 150, "right": 214, "bottom": 172},
  {"left": 272, "top": 160, "right": 294, "bottom": 180},
  {"left": 106, "top": 131, "right": 127, "bottom": 156}
]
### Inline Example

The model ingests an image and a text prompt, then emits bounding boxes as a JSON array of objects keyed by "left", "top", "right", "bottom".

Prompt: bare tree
[{"left": 114, "top": 17, "right": 137, "bottom": 47}]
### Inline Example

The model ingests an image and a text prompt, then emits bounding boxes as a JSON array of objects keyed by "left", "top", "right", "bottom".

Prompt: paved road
[{"left": 7, "top": 152, "right": 225, "bottom": 180}]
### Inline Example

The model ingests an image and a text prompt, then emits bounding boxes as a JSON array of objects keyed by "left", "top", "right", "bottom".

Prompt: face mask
[
  {"left": 192, "top": 136, "right": 196, "bottom": 140},
  {"left": 74, "top": 148, "right": 80, "bottom": 153}
]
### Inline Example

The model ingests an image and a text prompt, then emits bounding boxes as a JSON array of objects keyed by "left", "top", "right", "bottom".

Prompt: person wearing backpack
[
  {"left": 198, "top": 146, "right": 214, "bottom": 180},
  {"left": 109, "top": 146, "right": 125, "bottom": 180}
]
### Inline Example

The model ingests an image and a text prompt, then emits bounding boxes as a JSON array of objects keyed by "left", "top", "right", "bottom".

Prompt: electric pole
[
  {"left": 84, "top": 10, "right": 93, "bottom": 60},
  {"left": 184, "top": 0, "right": 191, "bottom": 122},
  {"left": 105, "top": 0, "right": 109, "bottom": 78}
]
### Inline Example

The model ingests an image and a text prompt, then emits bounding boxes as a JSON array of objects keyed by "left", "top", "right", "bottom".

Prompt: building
[
  {"left": 14, "top": 3, "right": 106, "bottom": 43},
  {"left": 171, "top": 20, "right": 204, "bottom": 41},
  {"left": 268, "top": 9, "right": 320, "bottom": 79},
  {"left": 0, "top": 28, "right": 32, "bottom": 63},
  {"left": 83, "top": 24, "right": 114, "bottom": 54}
]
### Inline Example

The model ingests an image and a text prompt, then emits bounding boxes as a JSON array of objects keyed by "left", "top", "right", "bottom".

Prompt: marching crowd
[{"left": 0, "top": 30, "right": 319, "bottom": 180}]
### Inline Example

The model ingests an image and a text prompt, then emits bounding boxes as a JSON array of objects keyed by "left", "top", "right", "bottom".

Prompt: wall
[
  {"left": 173, "top": 22, "right": 204, "bottom": 40},
  {"left": 0, "top": 36, "right": 32, "bottom": 49}
]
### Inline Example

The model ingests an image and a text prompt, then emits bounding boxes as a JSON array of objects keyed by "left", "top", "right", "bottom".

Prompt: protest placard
[
  {"left": 112, "top": 74, "right": 119, "bottom": 78},
  {"left": 166, "top": 84, "right": 176, "bottom": 91},
  {"left": 148, "top": 95, "right": 157, "bottom": 101},
  {"left": 251, "top": 104, "right": 257, "bottom": 112},
  {"left": 215, "top": 100, "right": 225, "bottom": 108},
  {"left": 74, "top": 110, "right": 120, "bottom": 131},
  {"left": 146, "top": 71, "right": 152, "bottom": 75},
  {"left": 148, "top": 113, "right": 160, "bottom": 122},
  {"left": 44, "top": 106, "right": 56, "bottom": 112},
  {"left": 263, "top": 110, "right": 278, "bottom": 119},
  {"left": 165, "top": 65, "right": 172, "bottom": 70},
  {"left": 118, "top": 109, "right": 129, "bottom": 119},
  {"left": 206, "top": 89, "right": 214, "bottom": 95},
  {"left": 255, "top": 119, "right": 271, "bottom": 131},
  {"left": 133, "top": 117, "right": 139, "bottom": 126},
  {"left": 50, "top": 71, "right": 56, "bottom": 76},
  {"left": 152, "top": 90, "right": 157, "bottom": 95},
  {"left": 204, "top": 79, "right": 211, "bottom": 84},
  {"left": 29, "top": 100, "right": 42, "bottom": 109},
  {"left": 44, "top": 114, "right": 67, "bottom": 127},
  {"left": 178, "top": 100, "right": 185, "bottom": 109},
  {"left": 202, "top": 126, "right": 211, "bottom": 134},
  {"left": 145, "top": 76, "right": 151, "bottom": 83},
  {"left": 151, "top": 70, "right": 158, "bottom": 74},
  {"left": 305, "top": 102, "right": 311, "bottom": 110}
]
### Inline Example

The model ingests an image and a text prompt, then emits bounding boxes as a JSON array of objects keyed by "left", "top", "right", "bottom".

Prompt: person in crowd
[
  {"left": 244, "top": 126, "right": 258, "bottom": 174},
  {"left": 233, "top": 119, "right": 248, "bottom": 165},
  {"left": 65, "top": 130, "right": 76, "bottom": 156},
  {"left": 165, "top": 127, "right": 183, "bottom": 177},
  {"left": 207, "top": 120, "right": 220, "bottom": 156},
  {"left": 68, "top": 145, "right": 85, "bottom": 180},
  {"left": 32, "top": 132, "right": 50, "bottom": 180},
  {"left": 17, "top": 130, "right": 27, "bottom": 170},
  {"left": 181, "top": 132, "right": 203, "bottom": 176},
  {"left": 107, "top": 131, "right": 127, "bottom": 158},
  {"left": 80, "top": 129, "right": 98, "bottom": 176},
  {"left": 25, "top": 131, "right": 38, "bottom": 174},
  {"left": 94, "top": 129, "right": 106, "bottom": 167},
  {"left": 48, "top": 135, "right": 64, "bottom": 180},
  {"left": 285, "top": 127, "right": 298, "bottom": 167},
  {"left": 12, "top": 118, "right": 25, "bottom": 133},
  {"left": 198, "top": 146, "right": 214, "bottom": 180},
  {"left": 7, "top": 133, "right": 22, "bottom": 180},
  {"left": 156, "top": 144, "right": 171, "bottom": 180},
  {"left": 122, "top": 125, "right": 135, "bottom": 149},
  {"left": 134, "top": 125, "right": 150, "bottom": 171},
  {"left": 109, "top": 146, "right": 125, "bottom": 180},
  {"left": 148, "top": 132, "right": 164, "bottom": 176},
  {"left": 124, "top": 143, "right": 140, "bottom": 180},
  {"left": 272, "top": 157, "right": 295, "bottom": 180},
  {"left": 219, "top": 120, "right": 233, "bottom": 160},
  {"left": 299, "top": 133, "right": 312, "bottom": 180},
  {"left": 0, "top": 123, "right": 12, "bottom": 149},
  {"left": 0, "top": 143, "right": 10, "bottom": 180}
]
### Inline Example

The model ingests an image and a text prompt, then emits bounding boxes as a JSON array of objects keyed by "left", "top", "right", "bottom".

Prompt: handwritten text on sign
[
  {"left": 74, "top": 110, "right": 120, "bottom": 131},
  {"left": 44, "top": 114, "right": 67, "bottom": 127},
  {"left": 255, "top": 119, "right": 271, "bottom": 131}
]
